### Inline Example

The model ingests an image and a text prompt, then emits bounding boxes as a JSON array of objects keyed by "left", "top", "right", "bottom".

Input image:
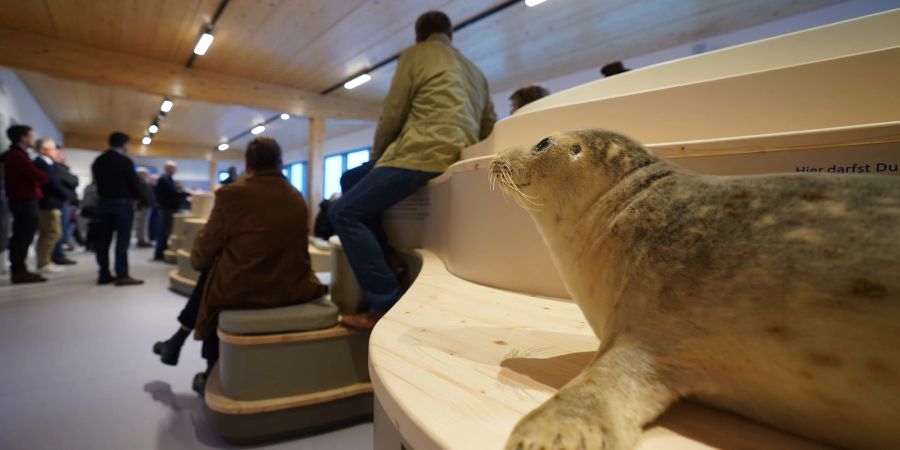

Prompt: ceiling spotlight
[
  {"left": 193, "top": 32, "right": 215, "bottom": 56},
  {"left": 343, "top": 73, "right": 371, "bottom": 90},
  {"left": 148, "top": 124, "right": 159, "bottom": 134},
  {"left": 217, "top": 143, "right": 229, "bottom": 151},
  {"left": 280, "top": 113, "right": 290, "bottom": 120},
  {"left": 160, "top": 99, "right": 173, "bottom": 113},
  {"left": 251, "top": 125, "right": 265, "bottom": 135},
  {"left": 141, "top": 136, "right": 152, "bottom": 145},
  {"left": 525, "top": 0, "right": 547, "bottom": 6}
]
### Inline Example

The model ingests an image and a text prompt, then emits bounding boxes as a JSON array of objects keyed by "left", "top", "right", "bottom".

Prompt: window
[
  {"left": 285, "top": 162, "right": 307, "bottom": 196},
  {"left": 289, "top": 162, "right": 306, "bottom": 193},
  {"left": 346, "top": 149, "right": 370, "bottom": 170},
  {"left": 322, "top": 147, "right": 371, "bottom": 199},
  {"left": 323, "top": 155, "right": 344, "bottom": 200}
]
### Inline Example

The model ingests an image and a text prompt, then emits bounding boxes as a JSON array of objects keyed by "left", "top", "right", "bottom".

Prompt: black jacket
[
  {"left": 92, "top": 150, "right": 140, "bottom": 200},
  {"left": 155, "top": 173, "right": 189, "bottom": 210},
  {"left": 34, "top": 157, "right": 75, "bottom": 210},
  {"left": 56, "top": 163, "right": 79, "bottom": 206},
  {"left": 314, "top": 199, "right": 335, "bottom": 240}
]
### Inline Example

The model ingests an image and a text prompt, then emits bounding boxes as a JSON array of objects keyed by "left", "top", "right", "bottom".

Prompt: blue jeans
[
  {"left": 329, "top": 164, "right": 438, "bottom": 314},
  {"left": 339, "top": 162, "right": 394, "bottom": 258},
  {"left": 95, "top": 199, "right": 134, "bottom": 279},
  {"left": 52, "top": 204, "right": 72, "bottom": 262}
]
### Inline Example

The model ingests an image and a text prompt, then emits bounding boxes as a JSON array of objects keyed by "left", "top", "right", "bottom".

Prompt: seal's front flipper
[{"left": 505, "top": 339, "right": 676, "bottom": 450}]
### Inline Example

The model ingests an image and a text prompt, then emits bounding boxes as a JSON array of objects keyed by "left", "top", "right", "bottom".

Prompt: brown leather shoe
[
  {"left": 114, "top": 276, "right": 145, "bottom": 286},
  {"left": 340, "top": 311, "right": 384, "bottom": 331},
  {"left": 11, "top": 271, "right": 48, "bottom": 284}
]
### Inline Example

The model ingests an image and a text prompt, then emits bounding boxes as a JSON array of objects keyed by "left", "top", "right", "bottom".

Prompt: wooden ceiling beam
[
  {"left": 0, "top": 27, "right": 381, "bottom": 121},
  {"left": 64, "top": 133, "right": 244, "bottom": 162}
]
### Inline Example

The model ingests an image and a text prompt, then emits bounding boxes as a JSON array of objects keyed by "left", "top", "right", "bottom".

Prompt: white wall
[
  {"left": 283, "top": 125, "right": 376, "bottom": 164},
  {"left": 0, "top": 68, "right": 62, "bottom": 151}
]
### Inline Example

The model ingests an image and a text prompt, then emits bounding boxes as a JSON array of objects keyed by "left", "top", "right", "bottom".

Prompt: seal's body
[{"left": 490, "top": 130, "right": 900, "bottom": 450}]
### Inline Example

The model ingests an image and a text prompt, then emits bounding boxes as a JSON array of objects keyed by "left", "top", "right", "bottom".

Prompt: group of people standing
[
  {"left": 2, "top": 125, "right": 78, "bottom": 283},
  {"left": 2, "top": 127, "right": 192, "bottom": 285}
]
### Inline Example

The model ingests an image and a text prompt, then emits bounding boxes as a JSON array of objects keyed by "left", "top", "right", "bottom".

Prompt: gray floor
[{"left": 0, "top": 246, "right": 372, "bottom": 450}]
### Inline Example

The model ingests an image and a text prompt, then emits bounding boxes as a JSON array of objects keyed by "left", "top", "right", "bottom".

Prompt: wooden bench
[{"left": 370, "top": 250, "right": 830, "bottom": 450}]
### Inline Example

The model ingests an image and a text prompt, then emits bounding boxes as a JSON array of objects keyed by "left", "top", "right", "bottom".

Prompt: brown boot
[
  {"left": 340, "top": 311, "right": 384, "bottom": 331},
  {"left": 114, "top": 276, "right": 145, "bottom": 286},
  {"left": 11, "top": 271, "right": 48, "bottom": 284}
]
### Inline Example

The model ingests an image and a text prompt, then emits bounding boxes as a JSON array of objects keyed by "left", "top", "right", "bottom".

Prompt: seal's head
[{"left": 490, "top": 130, "right": 660, "bottom": 221}]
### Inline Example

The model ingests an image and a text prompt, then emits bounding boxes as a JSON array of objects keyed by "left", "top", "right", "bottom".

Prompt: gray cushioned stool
[
  {"left": 219, "top": 298, "right": 339, "bottom": 335},
  {"left": 205, "top": 298, "right": 373, "bottom": 444}
]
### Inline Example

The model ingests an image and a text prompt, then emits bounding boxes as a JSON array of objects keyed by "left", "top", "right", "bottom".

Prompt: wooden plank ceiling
[
  {"left": 0, "top": 0, "right": 845, "bottom": 157},
  {"left": 16, "top": 70, "right": 371, "bottom": 158}
]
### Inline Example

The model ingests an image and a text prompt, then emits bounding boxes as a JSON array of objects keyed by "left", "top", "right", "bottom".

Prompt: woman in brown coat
[{"left": 152, "top": 137, "right": 326, "bottom": 392}]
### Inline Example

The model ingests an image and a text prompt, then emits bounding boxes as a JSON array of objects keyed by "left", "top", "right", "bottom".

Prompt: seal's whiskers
[{"left": 489, "top": 160, "right": 545, "bottom": 211}]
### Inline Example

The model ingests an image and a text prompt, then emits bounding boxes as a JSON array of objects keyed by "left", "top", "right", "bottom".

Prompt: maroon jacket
[{"left": 3, "top": 146, "right": 47, "bottom": 201}]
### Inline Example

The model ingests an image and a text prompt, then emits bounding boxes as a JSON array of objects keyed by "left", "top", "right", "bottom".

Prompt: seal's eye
[{"left": 534, "top": 137, "right": 552, "bottom": 153}]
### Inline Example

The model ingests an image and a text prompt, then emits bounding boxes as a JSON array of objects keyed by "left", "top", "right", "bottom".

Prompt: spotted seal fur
[{"left": 490, "top": 129, "right": 900, "bottom": 449}]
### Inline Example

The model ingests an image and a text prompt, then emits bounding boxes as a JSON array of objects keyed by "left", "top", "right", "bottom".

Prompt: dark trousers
[
  {"left": 329, "top": 163, "right": 438, "bottom": 313},
  {"left": 8, "top": 199, "right": 39, "bottom": 273},
  {"left": 177, "top": 269, "right": 218, "bottom": 365},
  {"left": 95, "top": 199, "right": 134, "bottom": 279},
  {"left": 155, "top": 209, "right": 174, "bottom": 259},
  {"left": 148, "top": 207, "right": 160, "bottom": 241},
  {"left": 85, "top": 222, "right": 99, "bottom": 251}
]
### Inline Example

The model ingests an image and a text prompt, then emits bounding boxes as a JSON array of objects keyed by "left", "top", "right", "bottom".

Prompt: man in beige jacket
[{"left": 331, "top": 11, "right": 496, "bottom": 330}]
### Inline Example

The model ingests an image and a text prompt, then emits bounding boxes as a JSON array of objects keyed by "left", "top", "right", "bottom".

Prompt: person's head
[
  {"left": 36, "top": 138, "right": 57, "bottom": 158},
  {"left": 415, "top": 11, "right": 452, "bottom": 43},
  {"left": 136, "top": 167, "right": 149, "bottom": 182},
  {"left": 600, "top": 61, "right": 630, "bottom": 78},
  {"left": 245, "top": 137, "right": 283, "bottom": 175},
  {"left": 228, "top": 166, "right": 238, "bottom": 177},
  {"left": 509, "top": 85, "right": 550, "bottom": 114},
  {"left": 164, "top": 160, "right": 177, "bottom": 175},
  {"left": 108, "top": 132, "right": 130, "bottom": 151},
  {"left": 7, "top": 125, "right": 35, "bottom": 149},
  {"left": 52, "top": 144, "right": 67, "bottom": 163}
]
